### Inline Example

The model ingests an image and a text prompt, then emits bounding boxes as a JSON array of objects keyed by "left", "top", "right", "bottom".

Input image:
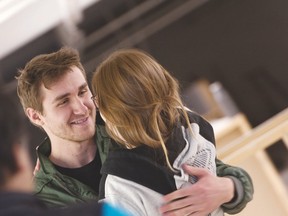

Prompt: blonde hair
[{"left": 91, "top": 49, "right": 192, "bottom": 171}]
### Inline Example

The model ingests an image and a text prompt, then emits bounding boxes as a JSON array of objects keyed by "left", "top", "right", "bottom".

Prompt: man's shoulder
[
  {"left": 33, "top": 172, "right": 98, "bottom": 208},
  {"left": 34, "top": 149, "right": 98, "bottom": 208}
]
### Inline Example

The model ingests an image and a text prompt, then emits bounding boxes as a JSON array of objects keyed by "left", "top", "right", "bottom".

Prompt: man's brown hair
[{"left": 16, "top": 47, "right": 86, "bottom": 114}]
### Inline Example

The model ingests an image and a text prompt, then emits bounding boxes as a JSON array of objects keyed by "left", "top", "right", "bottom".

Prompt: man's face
[{"left": 37, "top": 66, "right": 96, "bottom": 143}]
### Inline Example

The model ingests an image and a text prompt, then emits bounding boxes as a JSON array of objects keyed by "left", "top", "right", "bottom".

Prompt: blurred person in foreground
[{"left": 0, "top": 91, "right": 129, "bottom": 216}]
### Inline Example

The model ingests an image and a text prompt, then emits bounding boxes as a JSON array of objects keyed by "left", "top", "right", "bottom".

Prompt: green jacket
[
  {"left": 34, "top": 125, "right": 111, "bottom": 208},
  {"left": 34, "top": 125, "right": 253, "bottom": 214},
  {"left": 216, "top": 159, "right": 253, "bottom": 214}
]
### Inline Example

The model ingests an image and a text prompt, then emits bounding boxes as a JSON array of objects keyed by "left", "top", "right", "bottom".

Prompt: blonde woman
[{"left": 91, "top": 49, "right": 228, "bottom": 216}]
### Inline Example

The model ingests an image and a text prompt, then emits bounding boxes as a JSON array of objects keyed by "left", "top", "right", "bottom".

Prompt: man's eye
[
  {"left": 58, "top": 99, "right": 68, "bottom": 106},
  {"left": 79, "top": 89, "right": 88, "bottom": 96}
]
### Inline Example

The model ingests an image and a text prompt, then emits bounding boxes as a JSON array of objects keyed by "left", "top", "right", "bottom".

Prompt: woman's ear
[
  {"left": 12, "top": 145, "right": 21, "bottom": 173},
  {"left": 25, "top": 108, "right": 43, "bottom": 127},
  {"left": 12, "top": 143, "right": 34, "bottom": 191}
]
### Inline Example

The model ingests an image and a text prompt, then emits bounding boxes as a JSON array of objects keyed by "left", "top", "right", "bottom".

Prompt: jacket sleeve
[
  {"left": 188, "top": 111, "right": 254, "bottom": 214},
  {"left": 101, "top": 175, "right": 163, "bottom": 216},
  {"left": 216, "top": 158, "right": 254, "bottom": 214}
]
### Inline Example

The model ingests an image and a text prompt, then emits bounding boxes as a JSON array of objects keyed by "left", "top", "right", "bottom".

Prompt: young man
[
  {"left": 16, "top": 47, "right": 253, "bottom": 215},
  {"left": 0, "top": 92, "right": 129, "bottom": 216}
]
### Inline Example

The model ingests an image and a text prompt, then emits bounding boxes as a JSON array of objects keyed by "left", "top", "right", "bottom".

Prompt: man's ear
[{"left": 26, "top": 108, "right": 44, "bottom": 127}]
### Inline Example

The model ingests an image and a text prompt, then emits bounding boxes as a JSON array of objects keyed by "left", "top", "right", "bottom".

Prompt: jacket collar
[{"left": 35, "top": 124, "right": 112, "bottom": 176}]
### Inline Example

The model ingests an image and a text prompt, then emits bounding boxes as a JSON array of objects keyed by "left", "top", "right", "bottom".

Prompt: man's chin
[{"left": 70, "top": 128, "right": 94, "bottom": 139}]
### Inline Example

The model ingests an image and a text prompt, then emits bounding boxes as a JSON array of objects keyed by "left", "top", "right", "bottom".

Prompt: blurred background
[{"left": 1, "top": 1, "right": 288, "bottom": 214}]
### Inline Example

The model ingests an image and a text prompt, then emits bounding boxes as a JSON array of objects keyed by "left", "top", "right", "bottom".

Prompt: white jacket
[{"left": 99, "top": 112, "right": 224, "bottom": 216}]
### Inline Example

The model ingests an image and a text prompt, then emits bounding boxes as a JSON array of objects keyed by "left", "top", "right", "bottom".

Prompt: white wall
[{"left": 0, "top": 0, "right": 99, "bottom": 59}]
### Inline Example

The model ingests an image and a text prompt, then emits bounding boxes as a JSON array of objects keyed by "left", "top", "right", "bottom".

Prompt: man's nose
[{"left": 72, "top": 98, "right": 88, "bottom": 114}]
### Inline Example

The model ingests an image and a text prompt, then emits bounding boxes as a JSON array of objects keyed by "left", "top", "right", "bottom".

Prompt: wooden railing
[
  {"left": 211, "top": 109, "right": 288, "bottom": 216},
  {"left": 217, "top": 109, "right": 288, "bottom": 163}
]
